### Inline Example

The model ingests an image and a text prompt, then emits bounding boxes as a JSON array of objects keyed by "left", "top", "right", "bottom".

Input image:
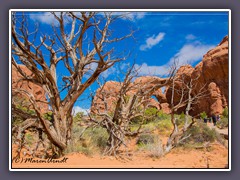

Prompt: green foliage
[
  {"left": 216, "top": 117, "right": 228, "bottom": 129},
  {"left": 124, "top": 95, "right": 131, "bottom": 103},
  {"left": 15, "top": 104, "right": 36, "bottom": 115},
  {"left": 222, "top": 107, "right": 228, "bottom": 118},
  {"left": 180, "top": 121, "right": 223, "bottom": 149},
  {"left": 200, "top": 111, "right": 208, "bottom": 119},
  {"left": 145, "top": 107, "right": 158, "bottom": 117},
  {"left": 73, "top": 112, "right": 84, "bottom": 122},
  {"left": 157, "top": 119, "right": 172, "bottom": 134},
  {"left": 137, "top": 133, "right": 156, "bottom": 145},
  {"left": 65, "top": 123, "right": 109, "bottom": 155},
  {"left": 144, "top": 108, "right": 170, "bottom": 123},
  {"left": 25, "top": 133, "right": 34, "bottom": 146},
  {"left": 157, "top": 110, "right": 170, "bottom": 120},
  {"left": 12, "top": 105, "right": 36, "bottom": 126},
  {"left": 175, "top": 117, "right": 185, "bottom": 127},
  {"left": 12, "top": 116, "right": 24, "bottom": 126},
  {"left": 83, "top": 127, "right": 109, "bottom": 150},
  {"left": 43, "top": 112, "right": 53, "bottom": 121},
  {"left": 180, "top": 111, "right": 185, "bottom": 119}
]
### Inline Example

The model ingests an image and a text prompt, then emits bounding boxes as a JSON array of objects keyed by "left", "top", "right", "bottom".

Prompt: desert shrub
[
  {"left": 86, "top": 127, "right": 109, "bottom": 150},
  {"left": 144, "top": 107, "right": 158, "bottom": 121},
  {"left": 157, "top": 119, "right": 172, "bottom": 134},
  {"left": 148, "top": 139, "right": 164, "bottom": 158},
  {"left": 222, "top": 107, "right": 228, "bottom": 118},
  {"left": 73, "top": 112, "right": 84, "bottom": 123},
  {"left": 216, "top": 117, "right": 228, "bottom": 129},
  {"left": 180, "top": 121, "right": 223, "bottom": 149},
  {"left": 43, "top": 112, "right": 53, "bottom": 121},
  {"left": 176, "top": 117, "right": 185, "bottom": 127},
  {"left": 137, "top": 133, "right": 156, "bottom": 145},
  {"left": 200, "top": 111, "right": 208, "bottom": 119},
  {"left": 137, "top": 134, "right": 164, "bottom": 158},
  {"left": 66, "top": 124, "right": 109, "bottom": 155},
  {"left": 157, "top": 110, "right": 170, "bottom": 120},
  {"left": 179, "top": 112, "right": 185, "bottom": 119},
  {"left": 131, "top": 115, "right": 144, "bottom": 124},
  {"left": 12, "top": 116, "right": 24, "bottom": 126},
  {"left": 25, "top": 133, "right": 34, "bottom": 146}
]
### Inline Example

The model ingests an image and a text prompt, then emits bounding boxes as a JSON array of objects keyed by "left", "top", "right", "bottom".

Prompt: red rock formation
[
  {"left": 165, "top": 36, "right": 229, "bottom": 116},
  {"left": 191, "top": 36, "right": 228, "bottom": 116},
  {"left": 91, "top": 36, "right": 229, "bottom": 117},
  {"left": 91, "top": 76, "right": 168, "bottom": 113},
  {"left": 12, "top": 65, "right": 49, "bottom": 113},
  {"left": 91, "top": 81, "right": 122, "bottom": 113}
]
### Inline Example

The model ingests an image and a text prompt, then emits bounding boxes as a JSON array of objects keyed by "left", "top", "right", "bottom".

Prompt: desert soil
[{"left": 12, "top": 142, "right": 228, "bottom": 169}]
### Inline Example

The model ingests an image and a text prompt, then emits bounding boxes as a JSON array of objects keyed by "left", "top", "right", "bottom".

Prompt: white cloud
[
  {"left": 101, "top": 66, "right": 117, "bottom": 78},
  {"left": 30, "top": 12, "right": 59, "bottom": 26},
  {"left": 120, "top": 62, "right": 130, "bottom": 70},
  {"left": 29, "top": 12, "right": 72, "bottom": 26},
  {"left": 84, "top": 62, "right": 116, "bottom": 79},
  {"left": 134, "top": 63, "right": 169, "bottom": 76},
  {"left": 185, "top": 34, "right": 196, "bottom": 40},
  {"left": 140, "top": 32, "right": 165, "bottom": 51},
  {"left": 170, "top": 43, "right": 214, "bottom": 65},
  {"left": 99, "top": 12, "right": 146, "bottom": 21},
  {"left": 135, "top": 40, "right": 214, "bottom": 77},
  {"left": 72, "top": 106, "right": 90, "bottom": 116}
]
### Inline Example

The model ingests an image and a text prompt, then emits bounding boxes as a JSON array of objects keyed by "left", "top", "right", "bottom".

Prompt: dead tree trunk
[
  {"left": 11, "top": 12, "right": 134, "bottom": 157},
  {"left": 90, "top": 65, "right": 171, "bottom": 156},
  {"left": 164, "top": 64, "right": 208, "bottom": 154}
]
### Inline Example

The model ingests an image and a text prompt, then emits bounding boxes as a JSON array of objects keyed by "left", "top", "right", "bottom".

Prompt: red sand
[{"left": 12, "top": 143, "right": 228, "bottom": 169}]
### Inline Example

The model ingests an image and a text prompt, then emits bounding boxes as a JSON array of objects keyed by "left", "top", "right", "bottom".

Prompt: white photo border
[{"left": 9, "top": 9, "right": 231, "bottom": 171}]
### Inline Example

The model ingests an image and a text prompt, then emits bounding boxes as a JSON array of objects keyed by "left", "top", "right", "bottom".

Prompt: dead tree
[
  {"left": 89, "top": 66, "right": 171, "bottom": 156},
  {"left": 164, "top": 64, "right": 208, "bottom": 153},
  {"left": 11, "top": 12, "right": 134, "bottom": 156}
]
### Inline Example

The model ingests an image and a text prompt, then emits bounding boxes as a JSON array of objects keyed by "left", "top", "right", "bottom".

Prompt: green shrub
[
  {"left": 181, "top": 121, "right": 223, "bottom": 148},
  {"left": 73, "top": 112, "right": 84, "bottom": 123},
  {"left": 136, "top": 133, "right": 156, "bottom": 145},
  {"left": 179, "top": 112, "right": 185, "bottom": 119},
  {"left": 87, "top": 127, "right": 109, "bottom": 150},
  {"left": 200, "top": 111, "right": 208, "bottom": 119},
  {"left": 145, "top": 107, "right": 158, "bottom": 116},
  {"left": 25, "top": 133, "right": 34, "bottom": 146},
  {"left": 222, "top": 107, "right": 228, "bottom": 118},
  {"left": 43, "top": 112, "right": 53, "bottom": 121},
  {"left": 66, "top": 124, "right": 109, "bottom": 155},
  {"left": 137, "top": 134, "right": 163, "bottom": 158},
  {"left": 216, "top": 117, "right": 228, "bottom": 129},
  {"left": 157, "top": 119, "right": 172, "bottom": 133},
  {"left": 157, "top": 110, "right": 170, "bottom": 120}
]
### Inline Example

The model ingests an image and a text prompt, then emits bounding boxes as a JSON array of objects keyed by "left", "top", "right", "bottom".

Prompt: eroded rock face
[
  {"left": 90, "top": 81, "right": 122, "bottom": 113},
  {"left": 165, "top": 36, "right": 229, "bottom": 116},
  {"left": 12, "top": 65, "right": 49, "bottom": 113},
  {"left": 91, "top": 36, "right": 229, "bottom": 117},
  {"left": 91, "top": 76, "right": 168, "bottom": 113}
]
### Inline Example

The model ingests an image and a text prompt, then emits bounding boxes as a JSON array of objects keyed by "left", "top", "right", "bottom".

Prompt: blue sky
[{"left": 15, "top": 11, "right": 229, "bottom": 114}]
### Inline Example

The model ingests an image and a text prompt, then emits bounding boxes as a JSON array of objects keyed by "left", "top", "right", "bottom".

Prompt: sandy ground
[
  {"left": 12, "top": 142, "right": 228, "bottom": 169},
  {"left": 12, "top": 124, "right": 229, "bottom": 169}
]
